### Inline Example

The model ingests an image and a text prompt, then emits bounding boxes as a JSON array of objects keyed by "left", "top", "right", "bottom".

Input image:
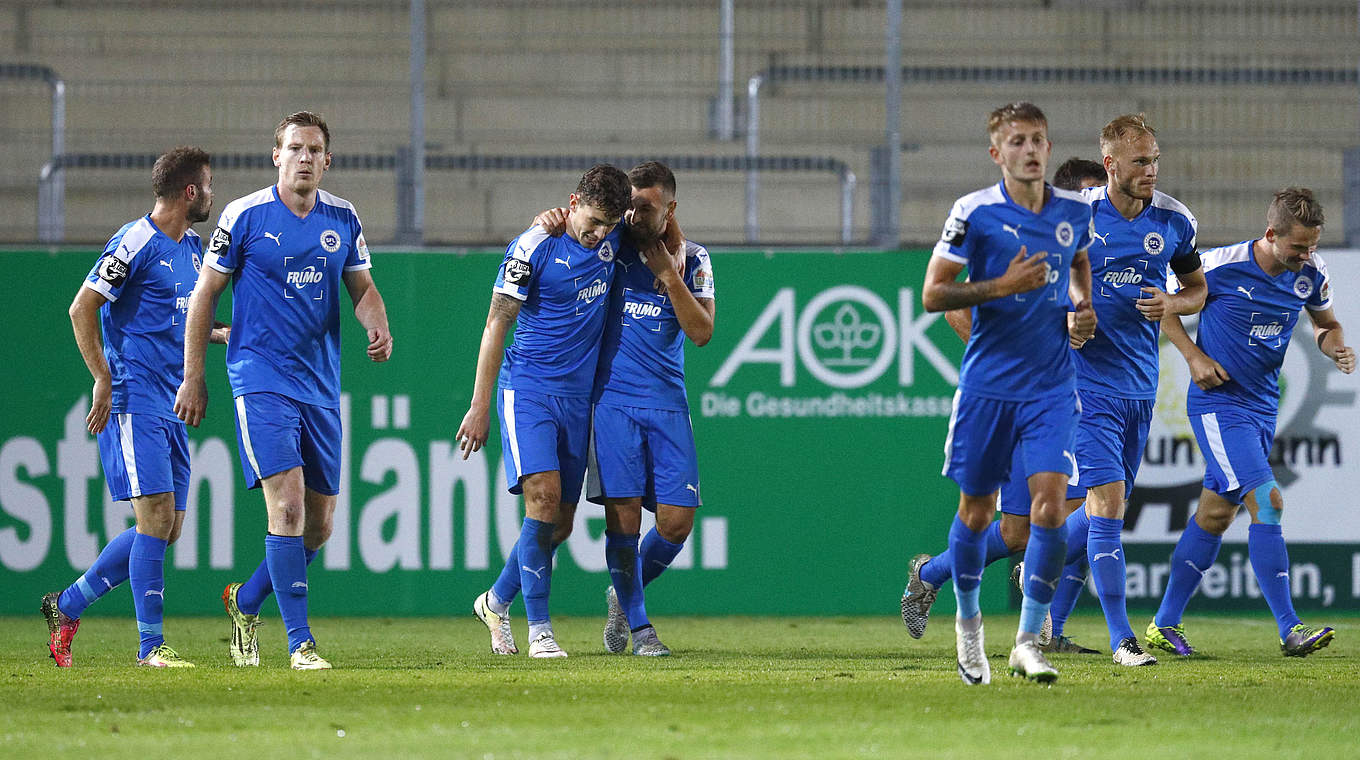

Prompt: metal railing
[{"left": 2, "top": 64, "right": 66, "bottom": 243}]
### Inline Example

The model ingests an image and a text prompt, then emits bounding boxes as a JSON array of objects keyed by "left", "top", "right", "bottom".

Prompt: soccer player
[
  {"left": 1035, "top": 114, "right": 1208, "bottom": 666},
  {"left": 42, "top": 146, "right": 220, "bottom": 668},
  {"left": 177, "top": 111, "right": 393, "bottom": 670},
  {"left": 901, "top": 155, "right": 1105, "bottom": 655},
  {"left": 587, "top": 162, "right": 715, "bottom": 657},
  {"left": 1147, "top": 188, "right": 1348, "bottom": 658},
  {"left": 922, "top": 102, "right": 1095, "bottom": 684},
  {"left": 460, "top": 164, "right": 632, "bottom": 659}
]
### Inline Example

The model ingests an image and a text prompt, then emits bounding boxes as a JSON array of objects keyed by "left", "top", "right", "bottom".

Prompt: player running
[
  {"left": 902, "top": 156, "right": 1106, "bottom": 655},
  {"left": 178, "top": 112, "right": 393, "bottom": 670},
  {"left": 42, "top": 146, "right": 220, "bottom": 668},
  {"left": 922, "top": 102, "right": 1095, "bottom": 685},
  {"left": 460, "top": 165, "right": 632, "bottom": 659},
  {"left": 1147, "top": 187, "right": 1349, "bottom": 658}
]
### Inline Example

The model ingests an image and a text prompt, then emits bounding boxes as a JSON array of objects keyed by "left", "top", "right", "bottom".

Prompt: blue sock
[
  {"left": 1248, "top": 523, "right": 1300, "bottom": 640},
  {"left": 1048, "top": 558, "right": 1088, "bottom": 638},
  {"left": 640, "top": 528, "right": 685, "bottom": 587},
  {"left": 605, "top": 532, "right": 649, "bottom": 630},
  {"left": 1088, "top": 515, "right": 1134, "bottom": 650},
  {"left": 58, "top": 527, "right": 136, "bottom": 619},
  {"left": 491, "top": 541, "right": 523, "bottom": 606},
  {"left": 518, "top": 518, "right": 555, "bottom": 626},
  {"left": 948, "top": 516, "right": 986, "bottom": 619},
  {"left": 1063, "top": 505, "right": 1090, "bottom": 565},
  {"left": 265, "top": 534, "right": 312, "bottom": 653},
  {"left": 1155, "top": 518, "right": 1222, "bottom": 627},
  {"left": 1019, "top": 523, "right": 1066, "bottom": 638},
  {"left": 921, "top": 521, "right": 1011, "bottom": 588},
  {"left": 238, "top": 547, "right": 317, "bottom": 616},
  {"left": 128, "top": 533, "right": 168, "bottom": 659}
]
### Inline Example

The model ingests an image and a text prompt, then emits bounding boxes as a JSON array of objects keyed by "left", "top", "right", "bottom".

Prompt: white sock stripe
[
  {"left": 235, "top": 396, "right": 263, "bottom": 479},
  {"left": 941, "top": 389, "right": 962, "bottom": 477},
  {"left": 503, "top": 389, "right": 523, "bottom": 478},
  {"left": 1199, "top": 412, "right": 1239, "bottom": 491},
  {"left": 118, "top": 413, "right": 141, "bottom": 496}
]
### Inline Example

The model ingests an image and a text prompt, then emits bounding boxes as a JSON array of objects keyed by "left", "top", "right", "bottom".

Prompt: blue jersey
[
  {"left": 84, "top": 215, "right": 202, "bottom": 422},
  {"left": 933, "top": 182, "right": 1093, "bottom": 400},
  {"left": 1184, "top": 241, "right": 1332, "bottom": 417},
  {"left": 1076, "top": 187, "right": 1199, "bottom": 399},
  {"left": 494, "top": 225, "right": 620, "bottom": 398},
  {"left": 204, "top": 186, "right": 371, "bottom": 408},
  {"left": 593, "top": 239, "right": 716, "bottom": 411}
]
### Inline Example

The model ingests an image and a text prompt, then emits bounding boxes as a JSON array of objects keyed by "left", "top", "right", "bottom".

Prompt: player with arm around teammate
[
  {"left": 41, "top": 146, "right": 221, "bottom": 668},
  {"left": 922, "top": 102, "right": 1096, "bottom": 685},
  {"left": 178, "top": 111, "right": 393, "bottom": 670},
  {"left": 902, "top": 156, "right": 1105, "bottom": 655},
  {"left": 1147, "top": 188, "right": 1349, "bottom": 658},
  {"left": 460, "top": 165, "right": 632, "bottom": 659}
]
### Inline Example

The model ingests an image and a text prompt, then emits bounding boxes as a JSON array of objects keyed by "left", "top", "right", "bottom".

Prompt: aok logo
[
  {"left": 710, "top": 286, "right": 957, "bottom": 390},
  {"left": 284, "top": 257, "right": 326, "bottom": 300}
]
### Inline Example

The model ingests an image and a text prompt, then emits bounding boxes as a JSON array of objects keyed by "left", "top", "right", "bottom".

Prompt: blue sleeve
[
  {"left": 931, "top": 199, "right": 974, "bottom": 267},
  {"left": 85, "top": 229, "right": 146, "bottom": 302},
  {"left": 1308, "top": 257, "right": 1333, "bottom": 311},
  {"left": 205, "top": 206, "right": 247, "bottom": 273},
  {"left": 1074, "top": 205, "right": 1094, "bottom": 251},
  {"left": 1168, "top": 214, "right": 1201, "bottom": 275},
  {"left": 494, "top": 227, "right": 550, "bottom": 301},
  {"left": 344, "top": 213, "right": 371, "bottom": 271}
]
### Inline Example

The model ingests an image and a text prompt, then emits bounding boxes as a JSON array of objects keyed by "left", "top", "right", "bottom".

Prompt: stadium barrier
[{"left": 2, "top": 248, "right": 1358, "bottom": 617}]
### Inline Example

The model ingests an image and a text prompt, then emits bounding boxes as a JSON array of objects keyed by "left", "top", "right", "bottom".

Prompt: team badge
[
  {"left": 1055, "top": 221, "right": 1074, "bottom": 248},
  {"left": 192, "top": 252, "right": 202, "bottom": 272},
  {"left": 1320, "top": 281, "right": 1331, "bottom": 303},
  {"left": 504, "top": 258, "right": 532, "bottom": 286},
  {"left": 941, "top": 216, "right": 968, "bottom": 246},
  {"left": 597, "top": 240, "right": 615, "bottom": 263},
  {"left": 320, "top": 229, "right": 342, "bottom": 253},
  {"left": 694, "top": 266, "right": 712, "bottom": 291},
  {"left": 1143, "top": 232, "right": 1165, "bottom": 255},
  {"left": 1294, "top": 276, "right": 1314, "bottom": 299},
  {"left": 96, "top": 254, "right": 129, "bottom": 288},
  {"left": 207, "top": 227, "right": 231, "bottom": 257},
  {"left": 356, "top": 233, "right": 370, "bottom": 263}
]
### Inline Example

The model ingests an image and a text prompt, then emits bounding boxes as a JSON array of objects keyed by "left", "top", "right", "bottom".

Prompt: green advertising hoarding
[{"left": 0, "top": 249, "right": 980, "bottom": 617}]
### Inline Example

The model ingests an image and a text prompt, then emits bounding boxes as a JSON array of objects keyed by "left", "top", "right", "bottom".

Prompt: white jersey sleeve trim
[
  {"left": 204, "top": 253, "right": 234, "bottom": 274},
  {"left": 83, "top": 277, "right": 116, "bottom": 301},
  {"left": 1050, "top": 186, "right": 1086, "bottom": 204},
  {"left": 342, "top": 261, "right": 373, "bottom": 273},
  {"left": 1306, "top": 252, "right": 1333, "bottom": 311},
  {"left": 1199, "top": 241, "right": 1252, "bottom": 274},
  {"left": 931, "top": 245, "right": 969, "bottom": 265}
]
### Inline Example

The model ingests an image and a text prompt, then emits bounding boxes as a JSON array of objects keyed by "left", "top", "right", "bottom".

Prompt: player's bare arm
[
  {"left": 944, "top": 308, "right": 972, "bottom": 343},
  {"left": 1137, "top": 266, "right": 1207, "bottom": 322},
  {"left": 922, "top": 246, "right": 1047, "bottom": 313},
  {"left": 175, "top": 266, "right": 231, "bottom": 427},
  {"left": 456, "top": 293, "right": 522, "bottom": 459},
  {"left": 1068, "top": 247, "right": 1096, "bottom": 347},
  {"left": 1162, "top": 312, "right": 1230, "bottom": 390},
  {"left": 68, "top": 286, "right": 114, "bottom": 434},
  {"left": 640, "top": 238, "right": 714, "bottom": 346},
  {"left": 342, "top": 269, "right": 393, "bottom": 363},
  {"left": 1307, "top": 307, "right": 1355, "bottom": 374}
]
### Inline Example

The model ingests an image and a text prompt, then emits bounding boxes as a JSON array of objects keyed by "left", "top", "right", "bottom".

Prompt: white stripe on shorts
[
  {"left": 1199, "top": 412, "right": 1240, "bottom": 491},
  {"left": 503, "top": 389, "right": 523, "bottom": 478},
  {"left": 118, "top": 413, "right": 141, "bottom": 496},
  {"left": 235, "top": 396, "right": 263, "bottom": 479},
  {"left": 940, "top": 389, "right": 962, "bottom": 477}
]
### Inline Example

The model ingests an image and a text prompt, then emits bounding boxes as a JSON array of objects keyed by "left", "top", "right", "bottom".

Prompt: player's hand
[
  {"left": 367, "top": 326, "right": 393, "bottom": 362},
  {"left": 532, "top": 207, "right": 569, "bottom": 236},
  {"left": 1332, "top": 345, "right": 1356, "bottom": 374},
  {"left": 1068, "top": 300, "right": 1097, "bottom": 349},
  {"left": 86, "top": 377, "right": 112, "bottom": 435},
  {"left": 1188, "top": 352, "right": 1231, "bottom": 390},
  {"left": 662, "top": 217, "right": 687, "bottom": 280},
  {"left": 1135, "top": 286, "right": 1174, "bottom": 322},
  {"left": 1000, "top": 246, "right": 1049, "bottom": 295},
  {"left": 456, "top": 405, "right": 490, "bottom": 460},
  {"left": 174, "top": 377, "right": 208, "bottom": 428},
  {"left": 209, "top": 324, "right": 231, "bottom": 345}
]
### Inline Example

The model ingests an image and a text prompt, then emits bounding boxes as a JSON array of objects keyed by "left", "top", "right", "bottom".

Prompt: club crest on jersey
[
  {"left": 1055, "top": 221, "right": 1074, "bottom": 248},
  {"left": 192, "top": 252, "right": 202, "bottom": 272},
  {"left": 96, "top": 254, "right": 129, "bottom": 287},
  {"left": 597, "top": 240, "right": 615, "bottom": 263},
  {"left": 1294, "top": 276, "right": 1314, "bottom": 299},
  {"left": 1143, "top": 232, "right": 1165, "bottom": 255},
  {"left": 319, "top": 229, "right": 342, "bottom": 254}
]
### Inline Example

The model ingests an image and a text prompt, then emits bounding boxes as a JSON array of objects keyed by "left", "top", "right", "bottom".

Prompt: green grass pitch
[{"left": 2, "top": 613, "right": 1356, "bottom": 759}]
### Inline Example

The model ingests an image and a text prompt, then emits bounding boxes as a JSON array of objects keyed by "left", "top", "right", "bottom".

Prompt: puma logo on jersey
[
  {"left": 685, "top": 483, "right": 699, "bottom": 494},
  {"left": 522, "top": 565, "right": 547, "bottom": 579},
  {"left": 159, "top": 259, "right": 173, "bottom": 271},
  {"left": 1093, "top": 548, "right": 1122, "bottom": 562},
  {"left": 1091, "top": 230, "right": 1110, "bottom": 246},
  {"left": 1002, "top": 223, "right": 1021, "bottom": 238},
  {"left": 264, "top": 232, "right": 283, "bottom": 245},
  {"left": 1236, "top": 285, "right": 1255, "bottom": 299},
  {"left": 554, "top": 257, "right": 571, "bottom": 268}
]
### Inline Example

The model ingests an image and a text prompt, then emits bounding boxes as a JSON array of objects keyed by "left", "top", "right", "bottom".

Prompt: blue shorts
[
  {"left": 997, "top": 435, "right": 1083, "bottom": 515},
  {"left": 96, "top": 412, "right": 190, "bottom": 510},
  {"left": 585, "top": 403, "right": 701, "bottom": 509},
  {"left": 943, "top": 390, "right": 1080, "bottom": 498},
  {"left": 233, "top": 392, "right": 342, "bottom": 495},
  {"left": 498, "top": 388, "right": 590, "bottom": 504},
  {"left": 1189, "top": 408, "right": 1275, "bottom": 504},
  {"left": 1063, "top": 391, "right": 1154, "bottom": 501}
]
